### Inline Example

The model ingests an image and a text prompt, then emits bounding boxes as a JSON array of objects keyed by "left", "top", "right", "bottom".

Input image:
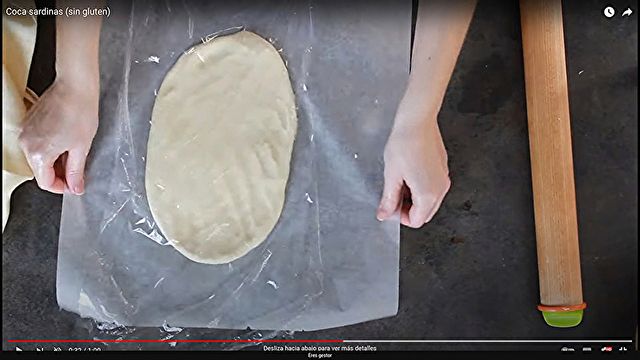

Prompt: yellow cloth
[{"left": 2, "top": 0, "right": 37, "bottom": 231}]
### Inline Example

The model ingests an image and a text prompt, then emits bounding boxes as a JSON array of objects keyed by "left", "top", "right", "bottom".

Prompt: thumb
[
  {"left": 377, "top": 171, "right": 402, "bottom": 221},
  {"left": 65, "top": 148, "right": 88, "bottom": 195}
]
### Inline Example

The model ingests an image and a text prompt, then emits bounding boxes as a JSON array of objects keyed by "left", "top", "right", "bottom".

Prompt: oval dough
[{"left": 146, "top": 31, "right": 297, "bottom": 264}]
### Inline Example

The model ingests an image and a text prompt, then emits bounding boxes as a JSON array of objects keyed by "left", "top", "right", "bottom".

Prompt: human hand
[
  {"left": 376, "top": 117, "right": 451, "bottom": 228},
  {"left": 19, "top": 79, "right": 99, "bottom": 195}
]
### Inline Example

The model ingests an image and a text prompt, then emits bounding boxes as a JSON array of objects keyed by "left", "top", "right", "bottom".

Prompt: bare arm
[
  {"left": 377, "top": 0, "right": 476, "bottom": 227},
  {"left": 55, "top": 0, "right": 103, "bottom": 92},
  {"left": 19, "top": 0, "right": 104, "bottom": 195},
  {"left": 399, "top": 0, "right": 476, "bottom": 126}
]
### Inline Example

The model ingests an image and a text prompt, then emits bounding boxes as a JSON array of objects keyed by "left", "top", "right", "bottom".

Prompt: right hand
[
  {"left": 19, "top": 78, "right": 99, "bottom": 195},
  {"left": 377, "top": 117, "right": 451, "bottom": 228}
]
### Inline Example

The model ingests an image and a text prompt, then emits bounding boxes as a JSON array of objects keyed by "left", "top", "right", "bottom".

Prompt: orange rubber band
[
  {"left": 23, "top": 87, "right": 39, "bottom": 110},
  {"left": 24, "top": 87, "right": 38, "bottom": 104},
  {"left": 537, "top": 302, "right": 587, "bottom": 312}
]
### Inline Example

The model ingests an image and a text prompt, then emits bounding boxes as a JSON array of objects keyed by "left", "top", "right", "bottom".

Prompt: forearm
[
  {"left": 397, "top": 0, "right": 476, "bottom": 128},
  {"left": 55, "top": 0, "right": 104, "bottom": 92}
]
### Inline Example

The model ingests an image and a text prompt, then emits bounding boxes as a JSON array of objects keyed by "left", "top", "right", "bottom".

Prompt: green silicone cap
[{"left": 541, "top": 310, "right": 584, "bottom": 328}]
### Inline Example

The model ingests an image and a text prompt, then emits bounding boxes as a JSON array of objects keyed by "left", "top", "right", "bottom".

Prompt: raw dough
[
  {"left": 2, "top": 1, "right": 37, "bottom": 231},
  {"left": 145, "top": 31, "right": 297, "bottom": 264}
]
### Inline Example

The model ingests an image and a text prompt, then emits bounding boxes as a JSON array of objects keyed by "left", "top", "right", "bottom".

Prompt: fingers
[
  {"left": 400, "top": 178, "right": 451, "bottom": 228},
  {"left": 65, "top": 148, "right": 88, "bottom": 195},
  {"left": 398, "top": 176, "right": 431, "bottom": 228},
  {"left": 399, "top": 201, "right": 412, "bottom": 225},
  {"left": 25, "top": 152, "right": 66, "bottom": 194},
  {"left": 379, "top": 173, "right": 451, "bottom": 228},
  {"left": 400, "top": 190, "right": 432, "bottom": 228},
  {"left": 422, "top": 178, "right": 451, "bottom": 224},
  {"left": 19, "top": 142, "right": 88, "bottom": 195},
  {"left": 377, "top": 170, "right": 403, "bottom": 221}
]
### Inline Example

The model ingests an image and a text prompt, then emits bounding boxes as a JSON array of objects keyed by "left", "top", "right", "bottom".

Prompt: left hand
[
  {"left": 376, "top": 117, "right": 451, "bottom": 228},
  {"left": 18, "top": 78, "right": 99, "bottom": 195}
]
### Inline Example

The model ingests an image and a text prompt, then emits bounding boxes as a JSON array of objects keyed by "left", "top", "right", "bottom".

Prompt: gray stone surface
[{"left": 2, "top": 0, "right": 637, "bottom": 351}]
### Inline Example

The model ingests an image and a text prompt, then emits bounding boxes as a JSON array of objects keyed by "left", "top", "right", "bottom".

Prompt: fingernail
[
  {"left": 376, "top": 208, "right": 386, "bottom": 221},
  {"left": 74, "top": 180, "right": 84, "bottom": 195}
]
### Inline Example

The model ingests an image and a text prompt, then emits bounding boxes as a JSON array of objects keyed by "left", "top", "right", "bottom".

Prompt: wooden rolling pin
[{"left": 520, "top": 0, "right": 585, "bottom": 327}]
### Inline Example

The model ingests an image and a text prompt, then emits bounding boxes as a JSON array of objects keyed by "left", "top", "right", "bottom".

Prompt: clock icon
[{"left": 603, "top": 6, "right": 615, "bottom": 18}]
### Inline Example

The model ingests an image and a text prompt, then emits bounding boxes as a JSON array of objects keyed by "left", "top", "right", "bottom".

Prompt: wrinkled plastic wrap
[{"left": 57, "top": 0, "right": 410, "bottom": 333}]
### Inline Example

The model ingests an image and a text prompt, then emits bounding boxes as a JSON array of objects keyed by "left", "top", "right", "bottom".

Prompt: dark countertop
[{"left": 2, "top": 0, "right": 637, "bottom": 351}]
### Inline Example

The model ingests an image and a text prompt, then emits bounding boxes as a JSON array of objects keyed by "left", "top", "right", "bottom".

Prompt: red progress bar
[{"left": 8, "top": 339, "right": 343, "bottom": 343}]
